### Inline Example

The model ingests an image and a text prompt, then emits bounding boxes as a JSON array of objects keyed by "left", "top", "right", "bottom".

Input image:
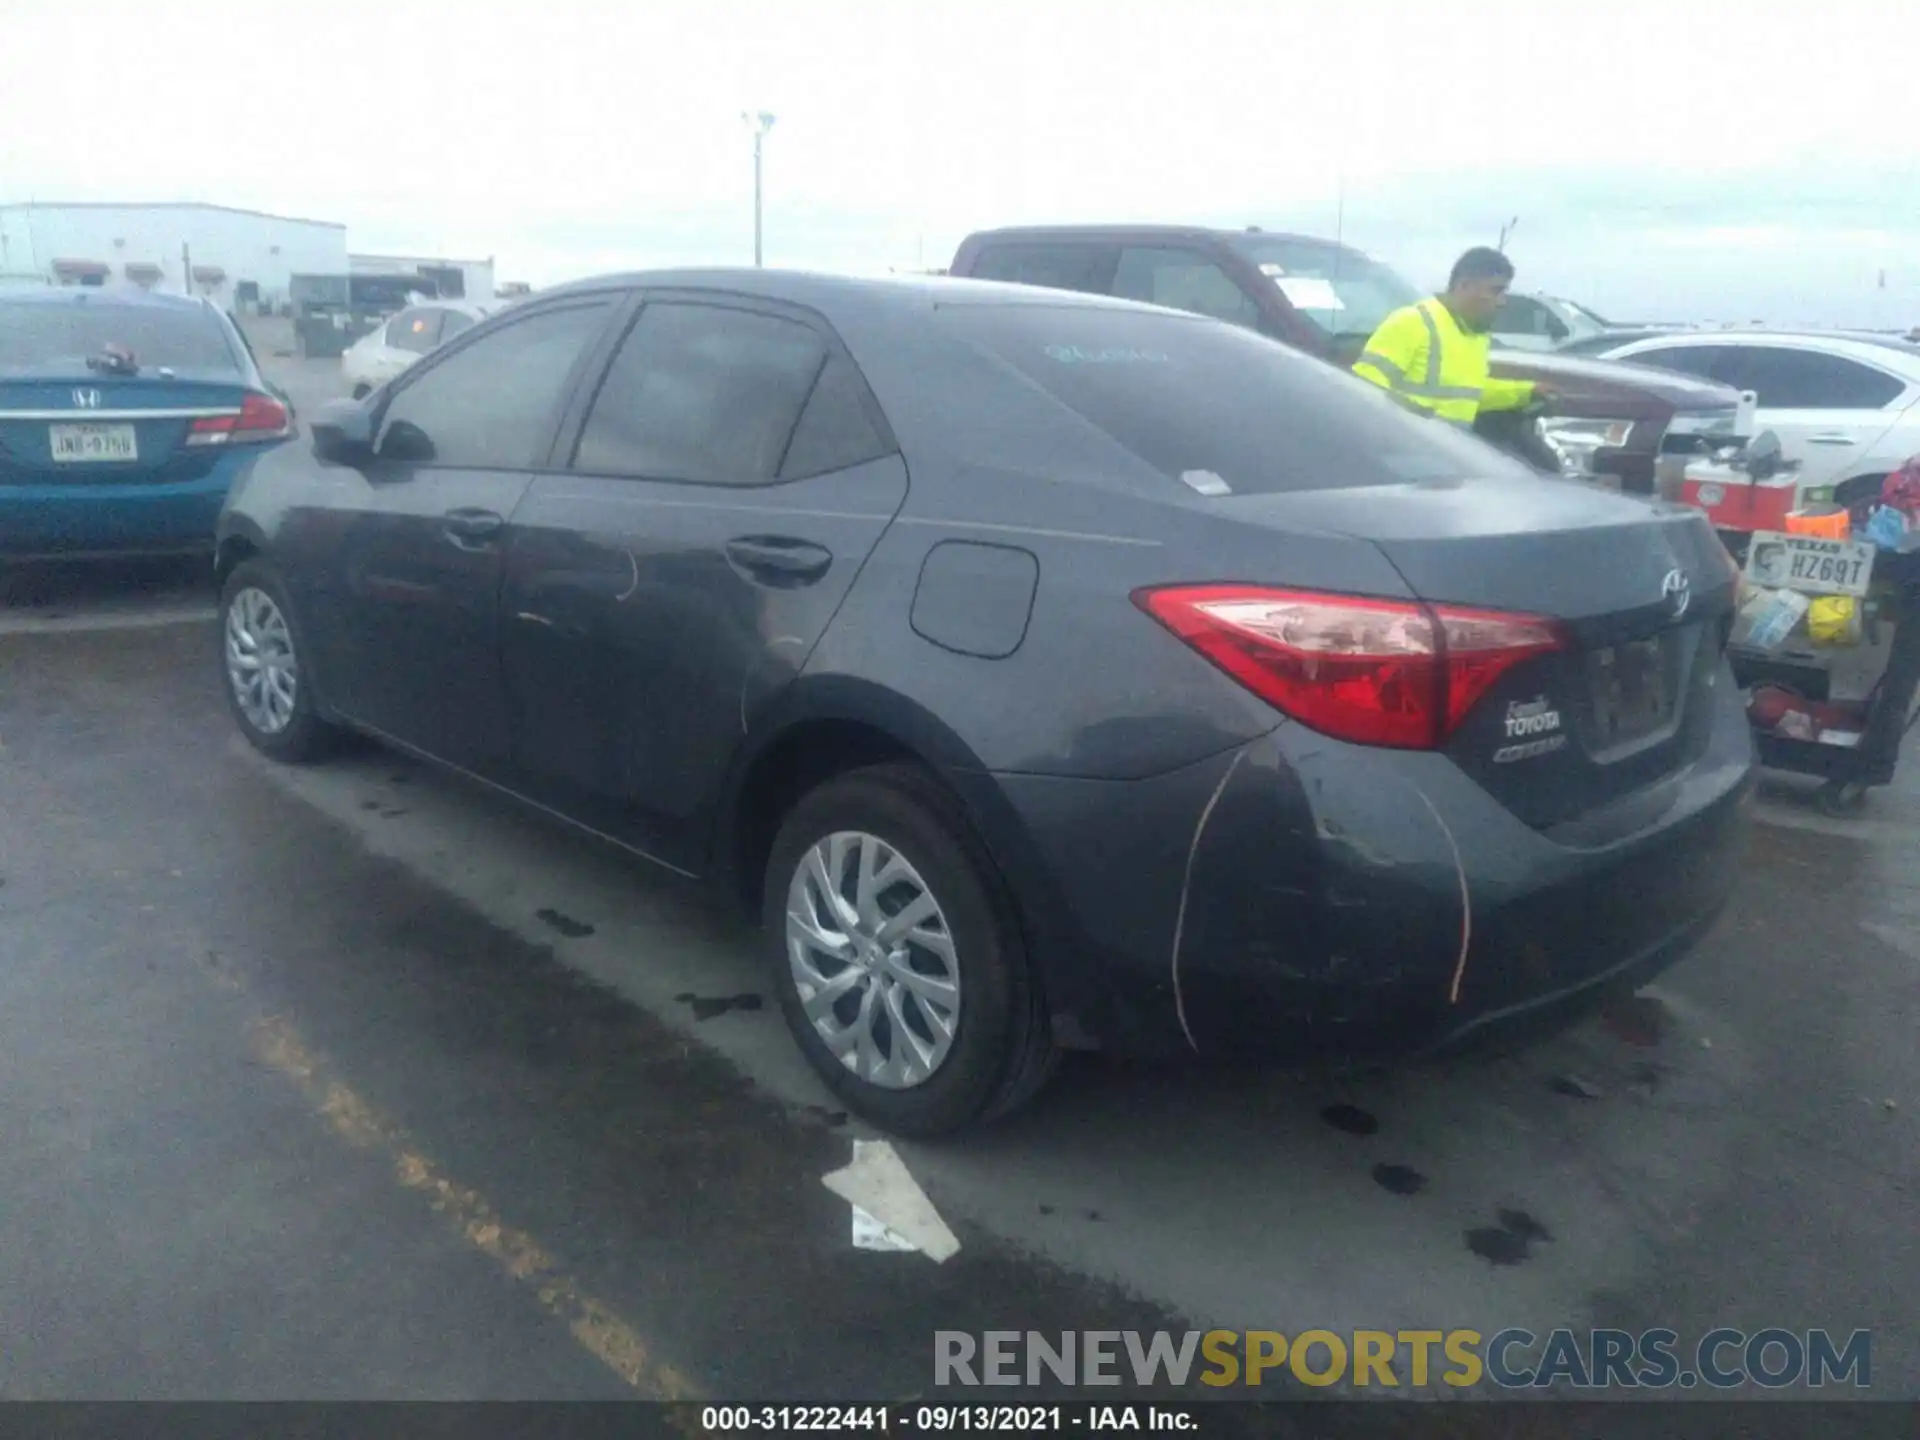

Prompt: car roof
[
  {"left": 523, "top": 268, "right": 1247, "bottom": 481},
  {"left": 0, "top": 285, "right": 218, "bottom": 315},
  {"left": 958, "top": 223, "right": 1350, "bottom": 250},
  {"left": 535, "top": 266, "right": 1197, "bottom": 320},
  {"left": 1612, "top": 328, "right": 1920, "bottom": 370}
]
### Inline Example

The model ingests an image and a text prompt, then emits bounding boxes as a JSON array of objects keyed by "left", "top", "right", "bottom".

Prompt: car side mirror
[
  {"left": 377, "top": 418, "right": 436, "bottom": 464},
  {"left": 309, "top": 397, "right": 378, "bottom": 465}
]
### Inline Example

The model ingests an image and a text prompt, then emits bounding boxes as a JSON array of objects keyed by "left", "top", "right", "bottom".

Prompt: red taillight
[
  {"left": 1133, "top": 584, "right": 1566, "bottom": 750},
  {"left": 185, "top": 393, "right": 291, "bottom": 447}
]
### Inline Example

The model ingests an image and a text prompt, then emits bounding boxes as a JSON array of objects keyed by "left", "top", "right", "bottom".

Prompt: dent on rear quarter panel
[{"left": 1173, "top": 735, "right": 1468, "bottom": 1059}]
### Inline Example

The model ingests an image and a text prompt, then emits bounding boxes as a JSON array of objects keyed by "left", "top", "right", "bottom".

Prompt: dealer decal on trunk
[{"left": 1494, "top": 696, "right": 1566, "bottom": 764}]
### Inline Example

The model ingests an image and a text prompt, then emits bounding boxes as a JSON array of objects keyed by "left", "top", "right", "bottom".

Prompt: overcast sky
[{"left": 4, "top": 0, "right": 1916, "bottom": 325}]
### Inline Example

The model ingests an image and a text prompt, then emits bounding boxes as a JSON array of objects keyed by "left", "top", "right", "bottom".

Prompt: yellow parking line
[{"left": 242, "top": 1010, "right": 701, "bottom": 1400}]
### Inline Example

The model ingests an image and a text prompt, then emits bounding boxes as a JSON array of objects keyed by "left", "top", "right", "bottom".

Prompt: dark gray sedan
[{"left": 213, "top": 269, "right": 1755, "bottom": 1135}]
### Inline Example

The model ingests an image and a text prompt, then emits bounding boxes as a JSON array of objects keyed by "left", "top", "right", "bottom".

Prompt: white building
[
  {"left": 350, "top": 252, "right": 495, "bottom": 305},
  {"left": 0, "top": 201, "right": 347, "bottom": 310}
]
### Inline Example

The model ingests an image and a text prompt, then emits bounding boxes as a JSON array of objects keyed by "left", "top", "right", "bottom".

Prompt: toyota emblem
[
  {"left": 1662, "top": 567, "right": 1691, "bottom": 619},
  {"left": 72, "top": 387, "right": 101, "bottom": 409}
]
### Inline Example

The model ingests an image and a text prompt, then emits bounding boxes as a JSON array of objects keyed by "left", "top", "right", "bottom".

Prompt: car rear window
[
  {"left": 937, "top": 303, "right": 1508, "bottom": 494},
  {"left": 0, "top": 301, "right": 242, "bottom": 377}
]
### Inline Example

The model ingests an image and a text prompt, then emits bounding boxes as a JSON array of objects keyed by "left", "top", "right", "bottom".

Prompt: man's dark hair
[{"left": 1448, "top": 247, "right": 1516, "bottom": 288}]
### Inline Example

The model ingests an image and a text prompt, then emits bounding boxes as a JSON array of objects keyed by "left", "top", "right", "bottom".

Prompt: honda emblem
[
  {"left": 72, "top": 388, "right": 101, "bottom": 409},
  {"left": 1662, "top": 567, "right": 1691, "bottom": 620}
]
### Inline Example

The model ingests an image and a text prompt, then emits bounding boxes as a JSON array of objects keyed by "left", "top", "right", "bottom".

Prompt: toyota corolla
[{"left": 212, "top": 270, "right": 1755, "bottom": 1135}]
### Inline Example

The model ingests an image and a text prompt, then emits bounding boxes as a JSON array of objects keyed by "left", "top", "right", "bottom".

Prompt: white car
[
  {"left": 341, "top": 299, "right": 493, "bottom": 398},
  {"left": 1596, "top": 330, "right": 1920, "bottom": 516}
]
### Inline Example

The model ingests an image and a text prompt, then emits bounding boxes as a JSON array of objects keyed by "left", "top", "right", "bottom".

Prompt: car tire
[
  {"left": 763, "top": 762, "right": 1058, "bottom": 1136},
  {"left": 219, "top": 559, "right": 339, "bottom": 764}
]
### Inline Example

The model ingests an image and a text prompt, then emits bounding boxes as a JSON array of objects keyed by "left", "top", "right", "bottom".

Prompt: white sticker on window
[
  {"left": 1273, "top": 276, "right": 1344, "bottom": 311},
  {"left": 1258, "top": 262, "right": 1286, "bottom": 277}
]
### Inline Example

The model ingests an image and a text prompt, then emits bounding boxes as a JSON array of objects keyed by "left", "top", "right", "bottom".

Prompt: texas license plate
[
  {"left": 1588, "top": 635, "right": 1673, "bottom": 747},
  {"left": 49, "top": 422, "right": 138, "bottom": 463},
  {"left": 1743, "top": 530, "right": 1875, "bottom": 598}
]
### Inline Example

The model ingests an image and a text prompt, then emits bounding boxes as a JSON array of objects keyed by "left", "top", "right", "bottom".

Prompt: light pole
[
  {"left": 743, "top": 111, "right": 776, "bottom": 267},
  {"left": 1497, "top": 215, "right": 1520, "bottom": 251}
]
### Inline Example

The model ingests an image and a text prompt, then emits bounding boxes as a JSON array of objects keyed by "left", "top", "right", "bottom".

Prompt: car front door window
[{"left": 378, "top": 301, "right": 615, "bottom": 470}]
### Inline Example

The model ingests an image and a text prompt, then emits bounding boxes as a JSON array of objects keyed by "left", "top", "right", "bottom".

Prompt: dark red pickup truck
[{"left": 950, "top": 224, "right": 1748, "bottom": 494}]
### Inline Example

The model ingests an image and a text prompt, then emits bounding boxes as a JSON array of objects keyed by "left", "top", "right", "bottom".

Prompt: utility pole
[
  {"left": 743, "top": 111, "right": 776, "bottom": 267},
  {"left": 182, "top": 241, "right": 192, "bottom": 295},
  {"left": 1497, "top": 216, "right": 1520, "bottom": 251}
]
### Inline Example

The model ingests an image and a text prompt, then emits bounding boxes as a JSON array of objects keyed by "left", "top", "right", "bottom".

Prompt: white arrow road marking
[{"left": 822, "top": 1139, "right": 960, "bottom": 1262}]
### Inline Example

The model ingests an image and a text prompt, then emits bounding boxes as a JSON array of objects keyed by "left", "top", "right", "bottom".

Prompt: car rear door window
[
  {"left": 571, "top": 302, "right": 832, "bottom": 485},
  {"left": 375, "top": 300, "right": 613, "bottom": 469},
  {"left": 940, "top": 302, "right": 1506, "bottom": 494},
  {"left": 968, "top": 243, "right": 1119, "bottom": 296},
  {"left": 1710, "top": 346, "right": 1905, "bottom": 410},
  {"left": 777, "top": 355, "right": 895, "bottom": 480},
  {"left": 1111, "top": 246, "right": 1260, "bottom": 327},
  {"left": 438, "top": 310, "right": 477, "bottom": 342},
  {"left": 387, "top": 307, "right": 444, "bottom": 354}
]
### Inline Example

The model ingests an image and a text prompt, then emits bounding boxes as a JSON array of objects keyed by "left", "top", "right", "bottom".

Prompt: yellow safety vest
[{"left": 1352, "top": 298, "right": 1535, "bottom": 426}]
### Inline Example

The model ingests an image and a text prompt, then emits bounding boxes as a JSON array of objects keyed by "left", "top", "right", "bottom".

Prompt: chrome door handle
[
  {"left": 1807, "top": 433, "right": 1858, "bottom": 446},
  {"left": 724, "top": 535, "right": 833, "bottom": 586}
]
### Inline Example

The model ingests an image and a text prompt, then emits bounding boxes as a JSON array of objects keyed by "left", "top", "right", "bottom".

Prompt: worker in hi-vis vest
[{"left": 1352, "top": 247, "right": 1554, "bottom": 427}]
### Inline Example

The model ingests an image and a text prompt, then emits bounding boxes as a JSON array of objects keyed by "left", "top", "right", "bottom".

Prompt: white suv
[{"left": 1597, "top": 330, "right": 1920, "bottom": 516}]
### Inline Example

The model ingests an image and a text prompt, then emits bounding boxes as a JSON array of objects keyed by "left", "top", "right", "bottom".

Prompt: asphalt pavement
[{"left": 0, "top": 330, "right": 1913, "bottom": 1412}]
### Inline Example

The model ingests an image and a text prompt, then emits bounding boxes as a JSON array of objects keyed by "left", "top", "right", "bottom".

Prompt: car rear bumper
[
  {"left": 975, "top": 666, "right": 1755, "bottom": 1062},
  {"left": 0, "top": 461, "right": 248, "bottom": 559}
]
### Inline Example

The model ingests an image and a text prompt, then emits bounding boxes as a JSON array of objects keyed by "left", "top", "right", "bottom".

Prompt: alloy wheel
[
  {"left": 784, "top": 830, "right": 962, "bottom": 1089},
  {"left": 225, "top": 586, "right": 299, "bottom": 735}
]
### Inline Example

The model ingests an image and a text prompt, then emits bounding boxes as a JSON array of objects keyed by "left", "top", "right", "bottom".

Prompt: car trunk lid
[
  {"left": 1212, "top": 477, "right": 1738, "bottom": 830},
  {"left": 0, "top": 376, "right": 261, "bottom": 485}
]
